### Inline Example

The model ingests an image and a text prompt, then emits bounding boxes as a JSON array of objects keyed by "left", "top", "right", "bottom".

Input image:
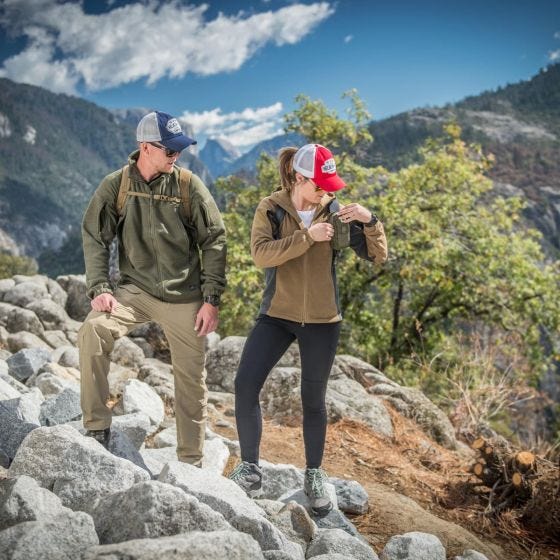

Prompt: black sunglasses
[{"left": 149, "top": 142, "right": 180, "bottom": 157}]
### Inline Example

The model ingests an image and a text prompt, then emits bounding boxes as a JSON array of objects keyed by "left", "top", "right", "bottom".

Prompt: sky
[{"left": 1, "top": 0, "right": 559, "bottom": 153}]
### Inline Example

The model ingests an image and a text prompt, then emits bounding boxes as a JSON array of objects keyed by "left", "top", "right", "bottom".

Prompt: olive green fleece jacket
[
  {"left": 251, "top": 189, "right": 387, "bottom": 324},
  {"left": 82, "top": 151, "right": 226, "bottom": 303}
]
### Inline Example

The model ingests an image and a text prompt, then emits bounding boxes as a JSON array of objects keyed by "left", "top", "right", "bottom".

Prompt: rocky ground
[{"left": 0, "top": 274, "right": 557, "bottom": 560}]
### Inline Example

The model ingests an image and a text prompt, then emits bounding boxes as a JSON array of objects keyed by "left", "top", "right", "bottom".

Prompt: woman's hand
[
  {"left": 337, "top": 203, "right": 372, "bottom": 224},
  {"left": 308, "top": 222, "right": 334, "bottom": 242}
]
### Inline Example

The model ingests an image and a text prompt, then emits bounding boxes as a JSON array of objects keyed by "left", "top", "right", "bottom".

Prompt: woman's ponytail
[{"left": 278, "top": 147, "right": 298, "bottom": 191}]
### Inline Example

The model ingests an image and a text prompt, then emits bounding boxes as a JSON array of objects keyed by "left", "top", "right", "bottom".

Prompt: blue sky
[{"left": 1, "top": 0, "right": 559, "bottom": 152}]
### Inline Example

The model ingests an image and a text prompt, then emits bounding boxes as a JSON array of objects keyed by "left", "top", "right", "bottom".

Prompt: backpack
[{"left": 116, "top": 164, "right": 193, "bottom": 219}]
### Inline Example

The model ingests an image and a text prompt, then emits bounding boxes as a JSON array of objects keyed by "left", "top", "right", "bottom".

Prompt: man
[{"left": 78, "top": 110, "right": 226, "bottom": 466}]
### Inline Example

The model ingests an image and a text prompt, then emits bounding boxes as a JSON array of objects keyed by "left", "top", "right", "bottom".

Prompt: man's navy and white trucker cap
[{"left": 136, "top": 111, "right": 197, "bottom": 152}]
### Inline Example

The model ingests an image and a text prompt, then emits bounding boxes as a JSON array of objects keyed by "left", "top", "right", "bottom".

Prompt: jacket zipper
[{"left": 149, "top": 193, "right": 163, "bottom": 300}]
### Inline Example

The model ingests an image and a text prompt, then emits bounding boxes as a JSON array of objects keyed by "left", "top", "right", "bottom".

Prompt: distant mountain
[
  {"left": 200, "top": 138, "right": 240, "bottom": 180},
  {"left": 363, "top": 63, "right": 560, "bottom": 255},
  {"left": 225, "top": 132, "right": 304, "bottom": 176},
  {"left": 0, "top": 79, "right": 211, "bottom": 276}
]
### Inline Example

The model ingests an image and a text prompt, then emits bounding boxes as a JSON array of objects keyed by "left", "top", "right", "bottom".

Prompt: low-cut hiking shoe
[
  {"left": 304, "top": 467, "right": 332, "bottom": 516},
  {"left": 85, "top": 428, "right": 111, "bottom": 449},
  {"left": 229, "top": 461, "right": 263, "bottom": 497}
]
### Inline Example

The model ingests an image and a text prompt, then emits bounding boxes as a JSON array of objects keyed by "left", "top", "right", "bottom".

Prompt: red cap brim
[{"left": 315, "top": 174, "right": 346, "bottom": 192}]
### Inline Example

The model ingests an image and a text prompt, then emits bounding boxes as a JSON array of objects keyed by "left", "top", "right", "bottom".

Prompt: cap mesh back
[
  {"left": 136, "top": 112, "right": 162, "bottom": 142},
  {"left": 293, "top": 144, "right": 316, "bottom": 177}
]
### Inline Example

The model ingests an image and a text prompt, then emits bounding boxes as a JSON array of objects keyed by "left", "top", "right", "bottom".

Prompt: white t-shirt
[{"left": 297, "top": 209, "right": 315, "bottom": 229}]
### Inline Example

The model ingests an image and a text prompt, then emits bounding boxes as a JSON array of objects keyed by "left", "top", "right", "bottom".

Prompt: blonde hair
[{"left": 278, "top": 147, "right": 298, "bottom": 191}]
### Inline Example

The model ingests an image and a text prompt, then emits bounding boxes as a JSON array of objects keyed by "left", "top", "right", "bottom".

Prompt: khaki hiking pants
[{"left": 78, "top": 283, "right": 207, "bottom": 465}]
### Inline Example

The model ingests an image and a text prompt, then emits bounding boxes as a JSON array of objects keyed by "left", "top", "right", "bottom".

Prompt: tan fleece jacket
[{"left": 251, "top": 189, "right": 387, "bottom": 324}]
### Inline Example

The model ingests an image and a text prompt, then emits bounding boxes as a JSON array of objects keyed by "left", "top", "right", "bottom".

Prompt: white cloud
[
  {"left": 181, "top": 102, "right": 284, "bottom": 150},
  {"left": 549, "top": 49, "right": 560, "bottom": 61},
  {"left": 554, "top": 31, "right": 560, "bottom": 39},
  {"left": 344, "top": 34, "right": 353, "bottom": 44},
  {"left": 0, "top": 0, "right": 334, "bottom": 94}
]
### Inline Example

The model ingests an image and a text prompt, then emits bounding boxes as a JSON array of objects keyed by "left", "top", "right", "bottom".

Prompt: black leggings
[{"left": 234, "top": 315, "right": 341, "bottom": 468}]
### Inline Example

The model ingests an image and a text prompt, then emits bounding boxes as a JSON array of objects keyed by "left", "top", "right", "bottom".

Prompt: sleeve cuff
[{"left": 87, "top": 283, "right": 113, "bottom": 300}]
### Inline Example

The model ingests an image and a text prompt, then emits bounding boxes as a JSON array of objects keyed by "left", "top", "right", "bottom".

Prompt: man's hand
[
  {"left": 194, "top": 303, "right": 219, "bottom": 337},
  {"left": 91, "top": 293, "right": 118, "bottom": 313}
]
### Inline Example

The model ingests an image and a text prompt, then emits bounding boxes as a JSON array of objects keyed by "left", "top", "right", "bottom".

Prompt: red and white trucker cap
[{"left": 293, "top": 144, "right": 346, "bottom": 192}]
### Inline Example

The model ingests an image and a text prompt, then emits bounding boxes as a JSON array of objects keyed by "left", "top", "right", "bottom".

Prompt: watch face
[{"left": 205, "top": 295, "right": 220, "bottom": 306}]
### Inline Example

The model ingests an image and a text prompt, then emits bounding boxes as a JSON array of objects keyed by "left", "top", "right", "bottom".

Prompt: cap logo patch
[
  {"left": 166, "top": 118, "right": 182, "bottom": 134},
  {"left": 321, "top": 158, "right": 336, "bottom": 174}
]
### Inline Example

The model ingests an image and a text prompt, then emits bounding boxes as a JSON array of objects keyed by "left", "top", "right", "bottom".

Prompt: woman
[{"left": 229, "top": 143, "right": 388, "bottom": 515}]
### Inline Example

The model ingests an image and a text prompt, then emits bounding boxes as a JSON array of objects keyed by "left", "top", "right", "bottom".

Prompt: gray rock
[
  {"left": 453, "top": 551, "right": 490, "bottom": 560},
  {"left": 107, "top": 364, "right": 139, "bottom": 397},
  {"left": 159, "top": 461, "right": 292, "bottom": 552},
  {"left": 264, "top": 552, "right": 300, "bottom": 560},
  {"left": 0, "top": 302, "right": 18, "bottom": 327},
  {"left": 154, "top": 425, "right": 177, "bottom": 447},
  {"left": 0, "top": 371, "right": 28, "bottom": 394},
  {"left": 7, "top": 331, "right": 51, "bottom": 352},
  {"left": 35, "top": 361, "right": 80, "bottom": 384},
  {"left": 335, "top": 355, "right": 457, "bottom": 449},
  {"left": 7, "top": 348, "right": 51, "bottom": 382},
  {"left": 314, "top": 509, "right": 365, "bottom": 541},
  {"left": 92, "top": 480, "right": 231, "bottom": 543},
  {"left": 130, "top": 336, "right": 154, "bottom": 358},
  {"left": 0, "top": 475, "right": 71, "bottom": 529},
  {"left": 307, "top": 555, "right": 355, "bottom": 559},
  {"left": 205, "top": 331, "right": 221, "bottom": 352},
  {"left": 0, "top": 450, "right": 8, "bottom": 469},
  {"left": 0, "top": 509, "right": 98, "bottom": 559},
  {"left": 1, "top": 389, "right": 43, "bottom": 424},
  {"left": 82, "top": 530, "right": 265, "bottom": 560},
  {"left": 46, "top": 278, "right": 68, "bottom": 308},
  {"left": 3, "top": 281, "right": 49, "bottom": 307},
  {"left": 0, "top": 279, "right": 15, "bottom": 299},
  {"left": 261, "top": 499, "right": 316, "bottom": 552},
  {"left": 32, "top": 372, "right": 79, "bottom": 397},
  {"left": 8, "top": 425, "right": 150, "bottom": 513},
  {"left": 55, "top": 346, "right": 80, "bottom": 369},
  {"left": 140, "top": 438, "right": 229, "bottom": 477},
  {"left": 25, "top": 299, "right": 69, "bottom": 331},
  {"left": 56, "top": 274, "right": 90, "bottom": 321},
  {"left": 0, "top": 376, "right": 21, "bottom": 400},
  {"left": 111, "top": 336, "right": 145, "bottom": 368},
  {"left": 114, "top": 379, "right": 164, "bottom": 426},
  {"left": 6, "top": 308, "right": 44, "bottom": 337},
  {"left": 329, "top": 478, "right": 369, "bottom": 515},
  {"left": 205, "top": 335, "right": 247, "bottom": 392},
  {"left": 111, "top": 412, "right": 153, "bottom": 449},
  {"left": 307, "top": 528, "right": 379, "bottom": 560},
  {"left": 380, "top": 532, "right": 446, "bottom": 560},
  {"left": 0, "top": 399, "right": 38, "bottom": 462},
  {"left": 140, "top": 447, "right": 178, "bottom": 477},
  {"left": 39, "top": 388, "right": 82, "bottom": 426},
  {"left": 42, "top": 330, "right": 70, "bottom": 349},
  {"left": 206, "top": 427, "right": 241, "bottom": 457},
  {"left": 0, "top": 325, "right": 8, "bottom": 347},
  {"left": 262, "top": 369, "right": 393, "bottom": 438},
  {"left": 261, "top": 460, "right": 304, "bottom": 500}
]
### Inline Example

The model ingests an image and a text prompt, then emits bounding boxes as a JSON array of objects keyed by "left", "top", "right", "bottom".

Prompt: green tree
[
  {"left": 0, "top": 253, "right": 38, "bottom": 279},
  {"left": 219, "top": 93, "right": 560, "bottom": 384}
]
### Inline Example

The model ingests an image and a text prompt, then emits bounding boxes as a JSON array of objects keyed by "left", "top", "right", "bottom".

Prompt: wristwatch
[
  {"left": 204, "top": 294, "right": 221, "bottom": 307},
  {"left": 365, "top": 214, "right": 379, "bottom": 227}
]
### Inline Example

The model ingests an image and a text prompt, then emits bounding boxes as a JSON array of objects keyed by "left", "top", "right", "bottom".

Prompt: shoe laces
[
  {"left": 230, "top": 461, "right": 256, "bottom": 481},
  {"left": 306, "top": 468, "right": 327, "bottom": 497}
]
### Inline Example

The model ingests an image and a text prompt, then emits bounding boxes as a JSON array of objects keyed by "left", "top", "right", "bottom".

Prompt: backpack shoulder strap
[
  {"left": 267, "top": 204, "right": 286, "bottom": 240},
  {"left": 179, "top": 167, "right": 193, "bottom": 221},
  {"left": 116, "top": 164, "right": 131, "bottom": 216},
  {"left": 328, "top": 197, "right": 340, "bottom": 213}
]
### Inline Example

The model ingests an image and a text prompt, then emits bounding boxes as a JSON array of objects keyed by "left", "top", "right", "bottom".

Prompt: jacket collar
[{"left": 269, "top": 188, "right": 334, "bottom": 221}]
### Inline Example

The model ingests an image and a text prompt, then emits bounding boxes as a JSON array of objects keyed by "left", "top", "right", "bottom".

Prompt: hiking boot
[
  {"left": 85, "top": 428, "right": 111, "bottom": 449},
  {"left": 304, "top": 467, "right": 332, "bottom": 516},
  {"left": 229, "top": 461, "right": 263, "bottom": 498}
]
